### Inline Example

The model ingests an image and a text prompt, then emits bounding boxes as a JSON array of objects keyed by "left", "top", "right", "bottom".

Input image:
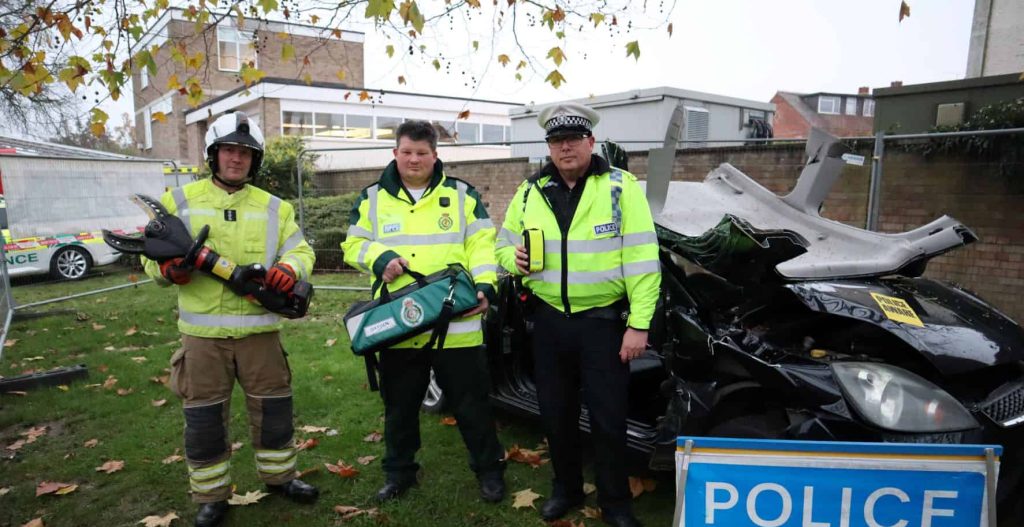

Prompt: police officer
[
  {"left": 495, "top": 103, "right": 660, "bottom": 527},
  {"left": 143, "top": 112, "right": 318, "bottom": 527},
  {"left": 341, "top": 120, "right": 506, "bottom": 503}
]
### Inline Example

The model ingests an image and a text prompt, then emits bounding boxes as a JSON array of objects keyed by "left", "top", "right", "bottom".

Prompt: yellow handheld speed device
[{"left": 523, "top": 229, "right": 545, "bottom": 273}]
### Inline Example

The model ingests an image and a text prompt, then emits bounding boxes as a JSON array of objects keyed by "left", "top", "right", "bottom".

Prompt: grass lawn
[{"left": 0, "top": 267, "right": 678, "bottom": 527}]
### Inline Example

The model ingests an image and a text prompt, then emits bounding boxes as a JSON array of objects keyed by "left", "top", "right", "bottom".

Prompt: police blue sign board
[{"left": 674, "top": 437, "right": 1000, "bottom": 527}]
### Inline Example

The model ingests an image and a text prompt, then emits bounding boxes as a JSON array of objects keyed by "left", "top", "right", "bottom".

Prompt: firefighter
[
  {"left": 142, "top": 112, "right": 318, "bottom": 527},
  {"left": 341, "top": 120, "right": 506, "bottom": 503},
  {"left": 495, "top": 103, "right": 660, "bottom": 527}
]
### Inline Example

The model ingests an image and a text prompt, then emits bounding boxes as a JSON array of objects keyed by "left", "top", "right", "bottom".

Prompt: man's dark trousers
[
  {"left": 378, "top": 346, "right": 505, "bottom": 483},
  {"left": 532, "top": 304, "right": 632, "bottom": 516}
]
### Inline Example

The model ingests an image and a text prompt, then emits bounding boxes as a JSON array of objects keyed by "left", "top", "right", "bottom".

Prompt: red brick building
[{"left": 771, "top": 89, "right": 875, "bottom": 138}]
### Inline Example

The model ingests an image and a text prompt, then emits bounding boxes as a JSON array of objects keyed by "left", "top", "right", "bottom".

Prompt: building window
[
  {"left": 143, "top": 109, "right": 152, "bottom": 150},
  {"left": 456, "top": 122, "right": 480, "bottom": 143},
  {"left": 218, "top": 26, "right": 257, "bottom": 72},
  {"left": 376, "top": 116, "right": 403, "bottom": 140},
  {"left": 282, "top": 111, "right": 314, "bottom": 136},
  {"left": 314, "top": 113, "right": 345, "bottom": 137},
  {"left": 817, "top": 96, "right": 840, "bottom": 115},
  {"left": 142, "top": 98, "right": 172, "bottom": 150},
  {"left": 431, "top": 121, "right": 456, "bottom": 143},
  {"left": 345, "top": 115, "right": 373, "bottom": 139},
  {"left": 845, "top": 98, "right": 857, "bottom": 115},
  {"left": 482, "top": 124, "right": 504, "bottom": 144},
  {"left": 140, "top": 68, "right": 149, "bottom": 90},
  {"left": 863, "top": 99, "right": 875, "bottom": 117}
]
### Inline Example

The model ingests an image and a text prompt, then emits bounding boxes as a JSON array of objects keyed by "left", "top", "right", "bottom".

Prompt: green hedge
[{"left": 291, "top": 193, "right": 359, "bottom": 272}]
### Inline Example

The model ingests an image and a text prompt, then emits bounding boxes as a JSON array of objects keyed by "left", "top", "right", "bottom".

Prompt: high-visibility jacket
[
  {"left": 495, "top": 158, "right": 661, "bottom": 330},
  {"left": 142, "top": 178, "right": 315, "bottom": 338},
  {"left": 341, "top": 159, "right": 497, "bottom": 349}
]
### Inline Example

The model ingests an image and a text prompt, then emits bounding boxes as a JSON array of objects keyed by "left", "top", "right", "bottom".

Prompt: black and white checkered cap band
[{"left": 544, "top": 114, "right": 592, "bottom": 132}]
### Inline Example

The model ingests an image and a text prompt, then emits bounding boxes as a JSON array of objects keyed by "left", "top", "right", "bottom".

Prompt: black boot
[
  {"left": 478, "top": 473, "right": 506, "bottom": 503},
  {"left": 375, "top": 479, "right": 416, "bottom": 502},
  {"left": 602, "top": 511, "right": 643, "bottom": 527},
  {"left": 266, "top": 478, "right": 319, "bottom": 504},
  {"left": 194, "top": 501, "right": 228, "bottom": 527},
  {"left": 540, "top": 495, "right": 585, "bottom": 521}
]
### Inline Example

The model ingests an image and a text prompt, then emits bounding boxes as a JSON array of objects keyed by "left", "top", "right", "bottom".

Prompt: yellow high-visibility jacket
[
  {"left": 495, "top": 156, "right": 661, "bottom": 330},
  {"left": 142, "top": 178, "right": 315, "bottom": 338},
  {"left": 341, "top": 159, "right": 497, "bottom": 349}
]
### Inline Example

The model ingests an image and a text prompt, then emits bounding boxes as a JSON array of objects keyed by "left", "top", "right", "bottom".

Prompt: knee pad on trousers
[
  {"left": 184, "top": 403, "right": 227, "bottom": 461},
  {"left": 260, "top": 396, "right": 294, "bottom": 450}
]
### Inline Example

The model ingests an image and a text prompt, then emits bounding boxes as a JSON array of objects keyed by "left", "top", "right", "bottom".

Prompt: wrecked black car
[{"left": 423, "top": 128, "right": 1024, "bottom": 522}]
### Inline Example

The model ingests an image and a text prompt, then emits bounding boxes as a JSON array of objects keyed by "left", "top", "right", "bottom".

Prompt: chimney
[
  {"left": 858, "top": 86, "right": 869, "bottom": 95},
  {"left": 890, "top": 81, "right": 903, "bottom": 88}
]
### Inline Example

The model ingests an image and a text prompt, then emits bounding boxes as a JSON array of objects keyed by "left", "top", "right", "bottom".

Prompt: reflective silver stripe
[
  {"left": 447, "top": 319, "right": 482, "bottom": 334},
  {"left": 281, "top": 255, "right": 308, "bottom": 280},
  {"left": 544, "top": 237, "right": 622, "bottom": 254},
  {"left": 367, "top": 185, "right": 379, "bottom": 237},
  {"left": 171, "top": 187, "right": 192, "bottom": 237},
  {"left": 189, "top": 462, "right": 229, "bottom": 480},
  {"left": 471, "top": 264, "right": 497, "bottom": 277},
  {"left": 256, "top": 459, "right": 296, "bottom": 474},
  {"left": 256, "top": 449, "right": 296, "bottom": 460},
  {"left": 380, "top": 233, "right": 462, "bottom": 246},
  {"left": 457, "top": 181, "right": 467, "bottom": 236},
  {"left": 465, "top": 218, "right": 494, "bottom": 238},
  {"left": 243, "top": 211, "right": 268, "bottom": 220},
  {"left": 183, "top": 209, "right": 217, "bottom": 217},
  {"left": 179, "top": 311, "right": 281, "bottom": 328},
  {"left": 264, "top": 196, "right": 281, "bottom": 268},
  {"left": 355, "top": 240, "right": 371, "bottom": 271},
  {"left": 191, "top": 474, "right": 231, "bottom": 492},
  {"left": 622, "top": 259, "right": 660, "bottom": 277},
  {"left": 534, "top": 268, "right": 622, "bottom": 285},
  {"left": 347, "top": 225, "right": 374, "bottom": 240},
  {"left": 623, "top": 231, "right": 658, "bottom": 247},
  {"left": 277, "top": 230, "right": 304, "bottom": 257},
  {"left": 496, "top": 228, "right": 522, "bottom": 248}
]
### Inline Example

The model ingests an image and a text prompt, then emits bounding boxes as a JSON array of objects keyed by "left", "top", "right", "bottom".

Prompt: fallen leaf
[
  {"left": 4, "top": 391, "right": 28, "bottom": 396},
  {"left": 295, "top": 466, "right": 320, "bottom": 479},
  {"left": 324, "top": 338, "right": 337, "bottom": 347},
  {"left": 162, "top": 453, "right": 184, "bottom": 464},
  {"left": 334, "top": 505, "right": 381, "bottom": 522},
  {"left": 23, "top": 356, "right": 44, "bottom": 362},
  {"left": 36, "top": 481, "right": 76, "bottom": 496},
  {"left": 298, "top": 425, "right": 328, "bottom": 434},
  {"left": 96, "top": 460, "right": 125, "bottom": 474},
  {"left": 102, "top": 375, "right": 117, "bottom": 389},
  {"left": 84, "top": 439, "right": 99, "bottom": 448},
  {"left": 131, "top": 356, "right": 148, "bottom": 364},
  {"left": 116, "top": 388, "right": 134, "bottom": 396},
  {"left": 152, "top": 399, "right": 167, "bottom": 407},
  {"left": 583, "top": 482, "right": 597, "bottom": 495},
  {"left": 231, "top": 442, "right": 243, "bottom": 452},
  {"left": 511, "top": 488, "right": 541, "bottom": 509},
  {"left": 627, "top": 476, "right": 656, "bottom": 498},
  {"left": 227, "top": 490, "right": 269, "bottom": 505},
  {"left": 54, "top": 484, "right": 78, "bottom": 495},
  {"left": 582, "top": 505, "right": 602, "bottom": 519},
  {"left": 4, "top": 339, "right": 17, "bottom": 347},
  {"left": 5, "top": 439, "right": 26, "bottom": 451},
  {"left": 125, "top": 326, "right": 138, "bottom": 336},
  {"left": 325, "top": 460, "right": 359, "bottom": 478},
  {"left": 21, "top": 519, "right": 43, "bottom": 527},
  {"left": 92, "top": 323, "right": 106, "bottom": 330},
  {"left": 138, "top": 512, "right": 179, "bottom": 527},
  {"left": 506, "top": 444, "right": 547, "bottom": 468},
  {"left": 363, "top": 431, "right": 383, "bottom": 443},
  {"left": 356, "top": 455, "right": 376, "bottom": 465},
  {"left": 439, "top": 416, "right": 457, "bottom": 426},
  {"left": 57, "top": 385, "right": 69, "bottom": 392},
  {"left": 22, "top": 426, "right": 47, "bottom": 443},
  {"left": 0, "top": 486, "right": 10, "bottom": 496},
  {"left": 150, "top": 375, "right": 169, "bottom": 385},
  {"left": 322, "top": 375, "right": 334, "bottom": 381},
  {"left": 296, "top": 438, "right": 318, "bottom": 451},
  {"left": 326, "top": 429, "right": 339, "bottom": 436}
]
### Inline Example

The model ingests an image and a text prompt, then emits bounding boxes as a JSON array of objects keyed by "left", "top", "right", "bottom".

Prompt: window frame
[
  {"left": 217, "top": 25, "right": 257, "bottom": 72},
  {"left": 845, "top": 97, "right": 857, "bottom": 116},
  {"left": 817, "top": 96, "right": 841, "bottom": 115},
  {"left": 863, "top": 99, "right": 875, "bottom": 117}
]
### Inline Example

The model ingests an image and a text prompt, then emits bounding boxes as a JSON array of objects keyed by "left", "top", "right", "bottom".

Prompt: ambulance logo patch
[
  {"left": 438, "top": 213, "right": 454, "bottom": 231},
  {"left": 400, "top": 298, "right": 425, "bottom": 327},
  {"left": 593, "top": 222, "right": 618, "bottom": 235}
]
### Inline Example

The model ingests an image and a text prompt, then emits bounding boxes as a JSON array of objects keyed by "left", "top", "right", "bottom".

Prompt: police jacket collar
[
  {"left": 380, "top": 158, "right": 445, "bottom": 202},
  {"left": 533, "top": 154, "right": 610, "bottom": 185}
]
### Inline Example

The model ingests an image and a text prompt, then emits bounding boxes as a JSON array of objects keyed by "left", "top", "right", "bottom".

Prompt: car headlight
[{"left": 832, "top": 362, "right": 978, "bottom": 433}]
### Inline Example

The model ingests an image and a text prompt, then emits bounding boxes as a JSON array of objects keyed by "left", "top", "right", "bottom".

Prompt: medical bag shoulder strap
[
  {"left": 422, "top": 272, "right": 460, "bottom": 351},
  {"left": 363, "top": 267, "right": 430, "bottom": 393}
]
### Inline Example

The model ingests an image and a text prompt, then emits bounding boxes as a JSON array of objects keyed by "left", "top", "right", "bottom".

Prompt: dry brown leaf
[
  {"left": 92, "top": 323, "right": 106, "bottom": 330},
  {"left": 227, "top": 490, "right": 268, "bottom": 505},
  {"left": 152, "top": 399, "right": 167, "bottom": 407},
  {"left": 22, "top": 426, "right": 47, "bottom": 443},
  {"left": 116, "top": 388, "right": 134, "bottom": 396},
  {"left": 83, "top": 439, "right": 99, "bottom": 448},
  {"left": 583, "top": 482, "right": 597, "bottom": 495},
  {"left": 96, "top": 460, "right": 125, "bottom": 474},
  {"left": 4, "top": 391, "right": 28, "bottom": 396},
  {"left": 356, "top": 455, "right": 377, "bottom": 465},
  {"left": 21, "top": 519, "right": 43, "bottom": 527},
  {"left": 334, "top": 505, "right": 381, "bottom": 522},
  {"left": 325, "top": 460, "right": 360, "bottom": 478},
  {"left": 324, "top": 338, "right": 337, "bottom": 347},
  {"left": 439, "top": 416, "right": 457, "bottom": 426},
  {"left": 582, "top": 505, "right": 602, "bottom": 519},
  {"left": 102, "top": 375, "right": 117, "bottom": 389},
  {"left": 137, "top": 511, "right": 179, "bottom": 527},
  {"left": 4, "top": 339, "right": 17, "bottom": 347},
  {"left": 131, "top": 356, "right": 148, "bottom": 364},
  {"left": 457, "top": 109, "right": 471, "bottom": 120},
  {"left": 0, "top": 486, "right": 11, "bottom": 496},
  {"left": 363, "top": 431, "right": 383, "bottom": 443},
  {"left": 627, "top": 476, "right": 656, "bottom": 498},
  {"left": 506, "top": 444, "right": 547, "bottom": 468},
  {"left": 162, "top": 453, "right": 184, "bottom": 464},
  {"left": 296, "top": 438, "right": 318, "bottom": 451},
  {"left": 125, "top": 326, "right": 138, "bottom": 336},
  {"left": 899, "top": 0, "right": 911, "bottom": 22},
  {"left": 231, "top": 442, "right": 243, "bottom": 452},
  {"left": 298, "top": 425, "right": 328, "bottom": 434},
  {"left": 57, "top": 385, "right": 69, "bottom": 392},
  {"left": 36, "top": 481, "right": 76, "bottom": 496},
  {"left": 5, "top": 439, "right": 26, "bottom": 451},
  {"left": 511, "top": 488, "right": 541, "bottom": 509},
  {"left": 150, "top": 375, "right": 169, "bottom": 385}
]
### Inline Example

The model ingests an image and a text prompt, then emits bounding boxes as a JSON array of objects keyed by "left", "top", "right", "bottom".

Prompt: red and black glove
[
  {"left": 159, "top": 257, "right": 192, "bottom": 285},
  {"left": 265, "top": 263, "right": 297, "bottom": 293}
]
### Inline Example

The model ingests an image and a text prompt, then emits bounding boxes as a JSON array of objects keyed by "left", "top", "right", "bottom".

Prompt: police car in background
[{"left": 0, "top": 196, "right": 122, "bottom": 281}]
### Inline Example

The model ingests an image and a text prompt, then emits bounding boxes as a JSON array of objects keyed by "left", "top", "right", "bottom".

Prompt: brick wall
[{"left": 313, "top": 145, "right": 1024, "bottom": 322}]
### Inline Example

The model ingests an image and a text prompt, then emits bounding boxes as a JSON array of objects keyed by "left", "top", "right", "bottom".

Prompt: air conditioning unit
[{"left": 935, "top": 102, "right": 965, "bottom": 127}]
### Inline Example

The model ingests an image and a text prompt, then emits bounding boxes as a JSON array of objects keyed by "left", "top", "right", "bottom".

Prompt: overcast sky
[{"left": 94, "top": 0, "right": 975, "bottom": 129}]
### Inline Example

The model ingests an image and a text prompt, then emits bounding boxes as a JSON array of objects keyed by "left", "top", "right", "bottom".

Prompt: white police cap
[{"left": 537, "top": 103, "right": 600, "bottom": 139}]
